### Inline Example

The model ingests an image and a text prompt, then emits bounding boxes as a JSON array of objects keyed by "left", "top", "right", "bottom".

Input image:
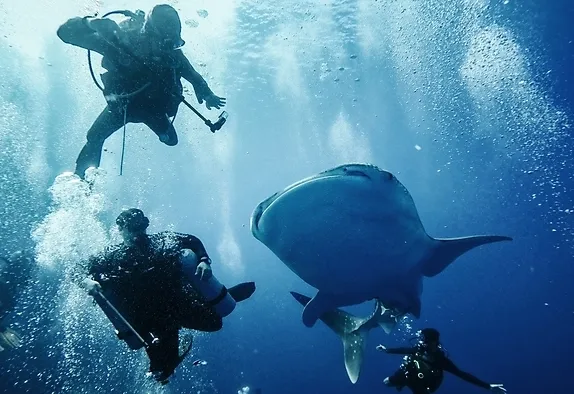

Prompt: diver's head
[
  {"left": 116, "top": 208, "right": 150, "bottom": 242},
  {"left": 144, "top": 4, "right": 185, "bottom": 52},
  {"left": 418, "top": 328, "right": 440, "bottom": 348}
]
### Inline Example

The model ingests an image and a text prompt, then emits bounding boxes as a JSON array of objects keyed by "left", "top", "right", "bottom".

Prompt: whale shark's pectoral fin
[
  {"left": 292, "top": 291, "right": 359, "bottom": 336},
  {"left": 301, "top": 291, "right": 340, "bottom": 328},
  {"left": 422, "top": 235, "right": 513, "bottom": 277}
]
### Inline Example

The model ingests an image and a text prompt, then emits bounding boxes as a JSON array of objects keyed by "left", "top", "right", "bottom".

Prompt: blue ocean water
[{"left": 0, "top": 0, "right": 572, "bottom": 393}]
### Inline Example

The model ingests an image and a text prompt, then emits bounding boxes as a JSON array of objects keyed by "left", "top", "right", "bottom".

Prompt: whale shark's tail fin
[
  {"left": 422, "top": 235, "right": 513, "bottom": 277},
  {"left": 290, "top": 291, "right": 381, "bottom": 384}
]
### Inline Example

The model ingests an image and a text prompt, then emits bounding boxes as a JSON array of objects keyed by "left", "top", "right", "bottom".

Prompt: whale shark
[{"left": 250, "top": 163, "right": 512, "bottom": 330}]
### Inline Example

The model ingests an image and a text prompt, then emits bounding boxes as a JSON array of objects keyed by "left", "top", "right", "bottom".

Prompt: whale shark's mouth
[
  {"left": 250, "top": 197, "right": 270, "bottom": 235},
  {"left": 251, "top": 175, "right": 339, "bottom": 234},
  {"left": 251, "top": 167, "right": 375, "bottom": 235}
]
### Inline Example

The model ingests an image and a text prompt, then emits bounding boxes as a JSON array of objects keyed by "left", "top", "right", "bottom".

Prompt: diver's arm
[
  {"left": 72, "top": 268, "right": 101, "bottom": 295},
  {"left": 380, "top": 346, "right": 418, "bottom": 355},
  {"left": 70, "top": 261, "right": 94, "bottom": 289},
  {"left": 74, "top": 255, "right": 106, "bottom": 295},
  {"left": 442, "top": 358, "right": 491, "bottom": 389},
  {"left": 57, "top": 16, "right": 119, "bottom": 54},
  {"left": 178, "top": 52, "right": 215, "bottom": 102},
  {"left": 177, "top": 233, "right": 213, "bottom": 280},
  {"left": 178, "top": 234, "right": 211, "bottom": 265},
  {"left": 81, "top": 278, "right": 102, "bottom": 295}
]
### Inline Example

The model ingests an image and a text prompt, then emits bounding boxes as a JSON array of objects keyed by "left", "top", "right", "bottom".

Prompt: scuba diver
[
  {"left": 81, "top": 208, "right": 255, "bottom": 384},
  {"left": 56, "top": 4, "right": 227, "bottom": 179},
  {"left": 0, "top": 251, "right": 35, "bottom": 352},
  {"left": 376, "top": 328, "right": 507, "bottom": 393}
]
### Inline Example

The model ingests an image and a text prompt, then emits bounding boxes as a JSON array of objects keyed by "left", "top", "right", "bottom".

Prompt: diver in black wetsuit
[
  {"left": 56, "top": 4, "right": 226, "bottom": 178},
  {"left": 81, "top": 208, "right": 255, "bottom": 383},
  {"left": 376, "top": 328, "right": 507, "bottom": 393}
]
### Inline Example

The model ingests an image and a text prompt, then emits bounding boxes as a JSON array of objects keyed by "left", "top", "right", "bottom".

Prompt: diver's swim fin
[
  {"left": 178, "top": 331, "right": 194, "bottom": 361},
  {"left": 153, "top": 331, "right": 194, "bottom": 385},
  {"left": 228, "top": 282, "right": 256, "bottom": 303}
]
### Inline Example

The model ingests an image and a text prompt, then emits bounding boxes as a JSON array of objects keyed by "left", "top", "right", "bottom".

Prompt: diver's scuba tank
[{"left": 180, "top": 249, "right": 236, "bottom": 317}]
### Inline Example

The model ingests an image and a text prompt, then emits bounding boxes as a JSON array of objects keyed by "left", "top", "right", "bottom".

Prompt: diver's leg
[
  {"left": 384, "top": 366, "right": 409, "bottom": 391},
  {"left": 144, "top": 113, "right": 178, "bottom": 146},
  {"left": 409, "top": 387, "right": 430, "bottom": 394},
  {"left": 179, "top": 291, "right": 223, "bottom": 332},
  {"left": 145, "top": 329, "right": 180, "bottom": 382},
  {"left": 403, "top": 372, "right": 435, "bottom": 394},
  {"left": 75, "top": 106, "right": 124, "bottom": 178}
]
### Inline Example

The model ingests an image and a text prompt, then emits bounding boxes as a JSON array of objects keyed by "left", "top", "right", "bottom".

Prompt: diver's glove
[
  {"left": 84, "top": 17, "right": 119, "bottom": 39},
  {"left": 82, "top": 278, "right": 102, "bottom": 296},
  {"left": 489, "top": 383, "right": 507, "bottom": 393},
  {"left": 203, "top": 93, "right": 226, "bottom": 110},
  {"left": 195, "top": 258, "right": 213, "bottom": 281}
]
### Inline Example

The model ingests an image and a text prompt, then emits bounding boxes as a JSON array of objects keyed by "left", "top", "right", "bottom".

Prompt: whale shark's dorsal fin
[
  {"left": 291, "top": 291, "right": 382, "bottom": 383},
  {"left": 422, "top": 235, "right": 513, "bottom": 277}
]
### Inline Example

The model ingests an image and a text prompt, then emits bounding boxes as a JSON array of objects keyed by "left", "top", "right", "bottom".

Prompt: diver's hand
[
  {"left": 195, "top": 262, "right": 212, "bottom": 281},
  {"left": 201, "top": 93, "right": 226, "bottom": 110},
  {"left": 376, "top": 344, "right": 387, "bottom": 352},
  {"left": 489, "top": 384, "right": 507, "bottom": 393},
  {"left": 85, "top": 17, "right": 119, "bottom": 37},
  {"left": 82, "top": 278, "right": 102, "bottom": 296}
]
